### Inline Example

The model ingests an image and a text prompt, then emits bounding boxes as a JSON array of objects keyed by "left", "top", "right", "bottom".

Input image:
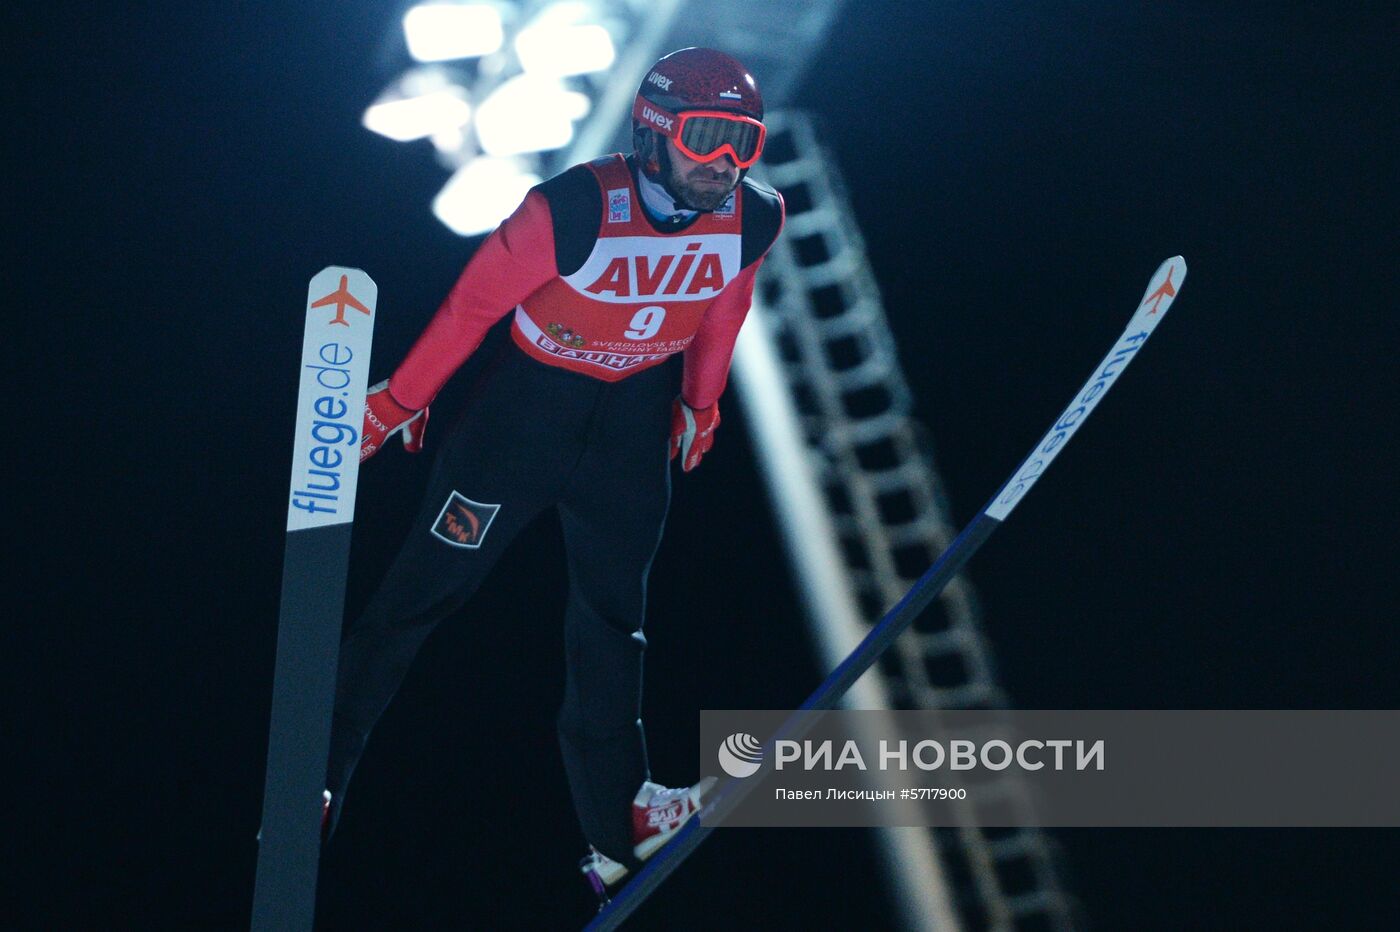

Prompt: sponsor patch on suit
[
  {"left": 431, "top": 491, "right": 501, "bottom": 549},
  {"left": 607, "top": 188, "right": 631, "bottom": 223}
]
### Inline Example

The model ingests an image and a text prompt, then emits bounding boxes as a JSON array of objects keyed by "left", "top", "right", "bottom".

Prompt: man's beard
[{"left": 667, "top": 162, "right": 738, "bottom": 212}]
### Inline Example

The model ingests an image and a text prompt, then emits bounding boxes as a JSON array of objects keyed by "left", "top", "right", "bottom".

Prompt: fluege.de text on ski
[{"left": 290, "top": 341, "right": 360, "bottom": 517}]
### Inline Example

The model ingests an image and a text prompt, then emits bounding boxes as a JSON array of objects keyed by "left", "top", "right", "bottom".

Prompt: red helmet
[
  {"left": 634, "top": 47, "right": 764, "bottom": 121},
  {"left": 632, "top": 48, "right": 766, "bottom": 172}
]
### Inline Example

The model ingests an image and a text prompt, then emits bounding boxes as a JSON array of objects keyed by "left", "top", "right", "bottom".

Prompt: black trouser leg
[
  {"left": 326, "top": 345, "right": 677, "bottom": 858},
  {"left": 555, "top": 361, "right": 674, "bottom": 866},
  {"left": 326, "top": 351, "right": 578, "bottom": 831}
]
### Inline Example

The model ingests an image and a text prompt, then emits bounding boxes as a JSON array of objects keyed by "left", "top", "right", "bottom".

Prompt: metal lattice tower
[{"left": 744, "top": 111, "right": 1080, "bottom": 931}]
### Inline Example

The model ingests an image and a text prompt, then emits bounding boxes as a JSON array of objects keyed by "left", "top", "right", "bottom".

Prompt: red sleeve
[
  {"left": 389, "top": 190, "right": 558, "bottom": 410},
  {"left": 680, "top": 260, "right": 762, "bottom": 410}
]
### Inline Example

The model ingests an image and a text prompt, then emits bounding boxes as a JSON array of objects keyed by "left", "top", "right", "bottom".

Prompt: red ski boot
[{"left": 579, "top": 777, "right": 716, "bottom": 902}]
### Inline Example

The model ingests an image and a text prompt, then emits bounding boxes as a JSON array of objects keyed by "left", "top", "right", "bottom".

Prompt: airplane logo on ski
[
  {"left": 311, "top": 274, "right": 373, "bottom": 326},
  {"left": 1141, "top": 266, "right": 1178, "bottom": 315}
]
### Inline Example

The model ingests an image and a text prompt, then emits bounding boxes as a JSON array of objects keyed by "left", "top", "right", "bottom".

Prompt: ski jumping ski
[
  {"left": 584, "top": 256, "right": 1187, "bottom": 929},
  {"left": 252, "top": 267, "right": 378, "bottom": 931}
]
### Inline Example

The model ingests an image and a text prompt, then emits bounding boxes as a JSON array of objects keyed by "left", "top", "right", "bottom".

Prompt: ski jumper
[{"left": 326, "top": 154, "right": 784, "bottom": 866}]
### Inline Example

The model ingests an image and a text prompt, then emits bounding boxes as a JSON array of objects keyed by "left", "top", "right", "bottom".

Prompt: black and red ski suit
[{"left": 326, "top": 154, "right": 783, "bottom": 866}]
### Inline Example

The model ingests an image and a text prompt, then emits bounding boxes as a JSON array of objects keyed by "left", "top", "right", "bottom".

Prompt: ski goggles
[{"left": 633, "top": 100, "right": 767, "bottom": 168}]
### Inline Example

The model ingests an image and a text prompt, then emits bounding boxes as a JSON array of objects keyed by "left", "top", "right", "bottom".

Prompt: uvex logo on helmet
[{"left": 634, "top": 47, "right": 764, "bottom": 123}]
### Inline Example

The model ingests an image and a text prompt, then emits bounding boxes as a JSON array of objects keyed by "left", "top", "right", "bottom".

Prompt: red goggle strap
[{"left": 634, "top": 97, "right": 683, "bottom": 138}]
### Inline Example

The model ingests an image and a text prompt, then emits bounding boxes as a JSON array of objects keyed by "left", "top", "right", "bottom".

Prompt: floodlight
[
  {"left": 362, "top": 86, "right": 472, "bottom": 143},
  {"left": 432, "top": 157, "right": 541, "bottom": 235},
  {"left": 515, "top": 23, "right": 616, "bottom": 77},
  {"left": 474, "top": 75, "right": 590, "bottom": 157},
  {"left": 403, "top": 3, "right": 504, "bottom": 62}
]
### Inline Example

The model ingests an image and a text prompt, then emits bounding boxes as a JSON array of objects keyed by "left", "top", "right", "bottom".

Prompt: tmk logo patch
[
  {"left": 431, "top": 491, "right": 501, "bottom": 549},
  {"left": 607, "top": 187, "right": 631, "bottom": 223}
]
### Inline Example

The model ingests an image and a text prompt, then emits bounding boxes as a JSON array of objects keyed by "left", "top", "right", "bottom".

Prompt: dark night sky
[{"left": 14, "top": 1, "right": 1399, "bottom": 929}]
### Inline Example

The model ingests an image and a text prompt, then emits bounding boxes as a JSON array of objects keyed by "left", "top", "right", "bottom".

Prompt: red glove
[
  {"left": 361, "top": 380, "right": 428, "bottom": 463},
  {"left": 670, "top": 398, "right": 719, "bottom": 472}
]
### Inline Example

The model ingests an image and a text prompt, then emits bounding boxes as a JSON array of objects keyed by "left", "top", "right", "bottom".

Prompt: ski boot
[{"left": 579, "top": 777, "right": 716, "bottom": 907}]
